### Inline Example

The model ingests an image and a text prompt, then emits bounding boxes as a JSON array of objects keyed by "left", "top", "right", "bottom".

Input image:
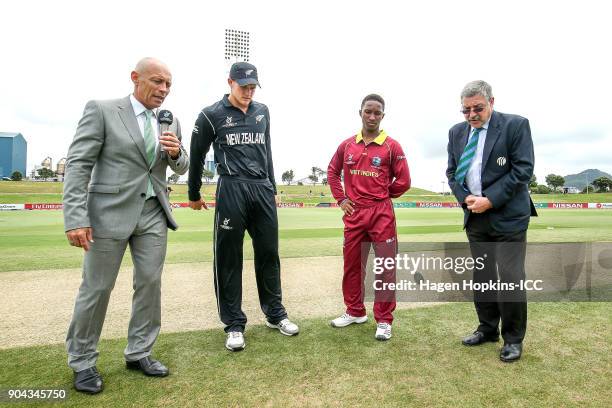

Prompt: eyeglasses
[{"left": 461, "top": 106, "right": 486, "bottom": 115}]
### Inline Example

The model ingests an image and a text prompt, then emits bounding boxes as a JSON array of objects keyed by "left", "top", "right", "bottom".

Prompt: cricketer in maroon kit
[{"left": 327, "top": 94, "right": 411, "bottom": 340}]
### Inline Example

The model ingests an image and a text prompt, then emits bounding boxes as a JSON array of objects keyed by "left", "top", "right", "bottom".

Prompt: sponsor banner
[
  {"left": 548, "top": 203, "right": 588, "bottom": 209},
  {"left": 10, "top": 201, "right": 612, "bottom": 211},
  {"left": 588, "top": 202, "right": 612, "bottom": 209},
  {"left": 394, "top": 202, "right": 417, "bottom": 208},
  {"left": 277, "top": 202, "right": 305, "bottom": 208},
  {"left": 170, "top": 202, "right": 215, "bottom": 208},
  {"left": 0, "top": 204, "right": 25, "bottom": 211},
  {"left": 416, "top": 202, "right": 461, "bottom": 208},
  {"left": 25, "top": 203, "right": 63, "bottom": 210}
]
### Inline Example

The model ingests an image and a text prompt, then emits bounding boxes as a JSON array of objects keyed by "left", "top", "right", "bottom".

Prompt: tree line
[
  {"left": 531, "top": 174, "right": 612, "bottom": 194},
  {"left": 281, "top": 167, "right": 328, "bottom": 186},
  {"left": 6, "top": 168, "right": 611, "bottom": 194}
]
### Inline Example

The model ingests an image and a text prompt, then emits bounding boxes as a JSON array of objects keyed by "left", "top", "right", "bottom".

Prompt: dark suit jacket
[{"left": 446, "top": 111, "right": 537, "bottom": 232}]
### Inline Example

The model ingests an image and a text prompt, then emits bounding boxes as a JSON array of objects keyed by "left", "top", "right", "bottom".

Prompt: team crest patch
[
  {"left": 222, "top": 116, "right": 237, "bottom": 128},
  {"left": 371, "top": 156, "right": 382, "bottom": 167},
  {"left": 220, "top": 218, "right": 233, "bottom": 230}
]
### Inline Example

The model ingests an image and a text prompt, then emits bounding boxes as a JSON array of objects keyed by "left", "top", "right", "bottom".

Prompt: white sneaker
[
  {"left": 330, "top": 313, "right": 368, "bottom": 328},
  {"left": 225, "top": 331, "right": 245, "bottom": 351},
  {"left": 375, "top": 323, "right": 392, "bottom": 341},
  {"left": 266, "top": 318, "right": 299, "bottom": 336}
]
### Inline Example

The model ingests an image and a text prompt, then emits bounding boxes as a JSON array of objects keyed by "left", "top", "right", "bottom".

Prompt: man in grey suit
[
  {"left": 63, "top": 57, "right": 188, "bottom": 394},
  {"left": 447, "top": 80, "right": 536, "bottom": 362}
]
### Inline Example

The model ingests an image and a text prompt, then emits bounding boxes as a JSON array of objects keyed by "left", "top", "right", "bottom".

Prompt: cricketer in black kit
[{"left": 188, "top": 62, "right": 299, "bottom": 351}]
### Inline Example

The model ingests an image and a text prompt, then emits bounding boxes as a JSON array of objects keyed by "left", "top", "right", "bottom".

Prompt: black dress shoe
[
  {"left": 500, "top": 343, "right": 523, "bottom": 362},
  {"left": 462, "top": 331, "right": 500, "bottom": 346},
  {"left": 126, "top": 356, "right": 169, "bottom": 377},
  {"left": 74, "top": 367, "right": 103, "bottom": 394}
]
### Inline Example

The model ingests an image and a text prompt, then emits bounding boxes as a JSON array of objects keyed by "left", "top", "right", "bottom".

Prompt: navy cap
[{"left": 229, "top": 62, "right": 260, "bottom": 87}]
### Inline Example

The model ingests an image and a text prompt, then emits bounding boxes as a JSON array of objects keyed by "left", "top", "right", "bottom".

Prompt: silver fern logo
[{"left": 256, "top": 114, "right": 264, "bottom": 123}]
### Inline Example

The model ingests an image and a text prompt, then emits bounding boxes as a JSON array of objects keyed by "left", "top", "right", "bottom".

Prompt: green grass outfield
[
  {"left": 1, "top": 302, "right": 610, "bottom": 407},
  {"left": 1, "top": 181, "right": 612, "bottom": 203},
  {"left": 1, "top": 208, "right": 612, "bottom": 272},
  {"left": 1, "top": 195, "right": 611, "bottom": 406}
]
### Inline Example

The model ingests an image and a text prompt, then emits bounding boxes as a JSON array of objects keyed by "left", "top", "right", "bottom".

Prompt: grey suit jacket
[
  {"left": 446, "top": 111, "right": 537, "bottom": 232},
  {"left": 63, "top": 95, "right": 189, "bottom": 239}
]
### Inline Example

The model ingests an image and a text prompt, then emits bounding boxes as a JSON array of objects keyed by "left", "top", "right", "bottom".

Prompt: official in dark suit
[{"left": 446, "top": 80, "right": 536, "bottom": 362}]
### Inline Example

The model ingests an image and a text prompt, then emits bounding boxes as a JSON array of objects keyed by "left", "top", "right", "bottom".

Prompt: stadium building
[
  {"left": 0, "top": 132, "right": 27, "bottom": 179},
  {"left": 205, "top": 151, "right": 216, "bottom": 175}
]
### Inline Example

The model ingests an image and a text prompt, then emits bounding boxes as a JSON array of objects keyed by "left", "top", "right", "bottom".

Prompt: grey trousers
[{"left": 66, "top": 198, "right": 167, "bottom": 372}]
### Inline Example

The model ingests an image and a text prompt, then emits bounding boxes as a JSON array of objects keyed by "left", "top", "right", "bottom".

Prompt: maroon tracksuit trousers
[{"left": 342, "top": 199, "right": 397, "bottom": 324}]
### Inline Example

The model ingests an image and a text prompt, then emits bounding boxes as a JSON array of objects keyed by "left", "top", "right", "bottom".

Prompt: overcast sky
[{"left": 2, "top": 0, "right": 610, "bottom": 191}]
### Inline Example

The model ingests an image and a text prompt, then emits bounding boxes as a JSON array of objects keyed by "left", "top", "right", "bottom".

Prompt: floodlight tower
[{"left": 224, "top": 29, "right": 250, "bottom": 63}]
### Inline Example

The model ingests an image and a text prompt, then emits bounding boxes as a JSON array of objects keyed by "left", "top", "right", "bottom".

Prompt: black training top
[{"left": 188, "top": 94, "right": 277, "bottom": 201}]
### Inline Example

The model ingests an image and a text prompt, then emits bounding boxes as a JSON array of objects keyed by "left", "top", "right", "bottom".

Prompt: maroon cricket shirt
[{"left": 328, "top": 130, "right": 411, "bottom": 207}]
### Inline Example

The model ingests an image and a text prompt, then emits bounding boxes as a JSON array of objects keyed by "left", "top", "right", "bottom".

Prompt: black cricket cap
[{"left": 229, "top": 62, "right": 260, "bottom": 87}]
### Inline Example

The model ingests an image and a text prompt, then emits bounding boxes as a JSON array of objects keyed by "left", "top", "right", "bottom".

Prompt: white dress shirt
[{"left": 465, "top": 118, "right": 491, "bottom": 196}]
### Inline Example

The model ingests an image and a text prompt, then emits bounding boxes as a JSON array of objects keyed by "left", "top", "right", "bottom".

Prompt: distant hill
[{"left": 563, "top": 169, "right": 612, "bottom": 189}]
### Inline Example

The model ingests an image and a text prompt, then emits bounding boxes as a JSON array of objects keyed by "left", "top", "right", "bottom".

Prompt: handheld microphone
[
  {"left": 158, "top": 110, "right": 174, "bottom": 157},
  {"left": 158, "top": 109, "right": 174, "bottom": 132}
]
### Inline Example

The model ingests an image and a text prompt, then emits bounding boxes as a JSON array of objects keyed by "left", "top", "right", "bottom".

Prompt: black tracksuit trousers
[{"left": 213, "top": 176, "right": 287, "bottom": 333}]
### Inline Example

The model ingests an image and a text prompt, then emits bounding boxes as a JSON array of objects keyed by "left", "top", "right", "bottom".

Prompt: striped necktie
[
  {"left": 143, "top": 110, "right": 156, "bottom": 198},
  {"left": 454, "top": 128, "right": 482, "bottom": 187},
  {"left": 143, "top": 110, "right": 156, "bottom": 165}
]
